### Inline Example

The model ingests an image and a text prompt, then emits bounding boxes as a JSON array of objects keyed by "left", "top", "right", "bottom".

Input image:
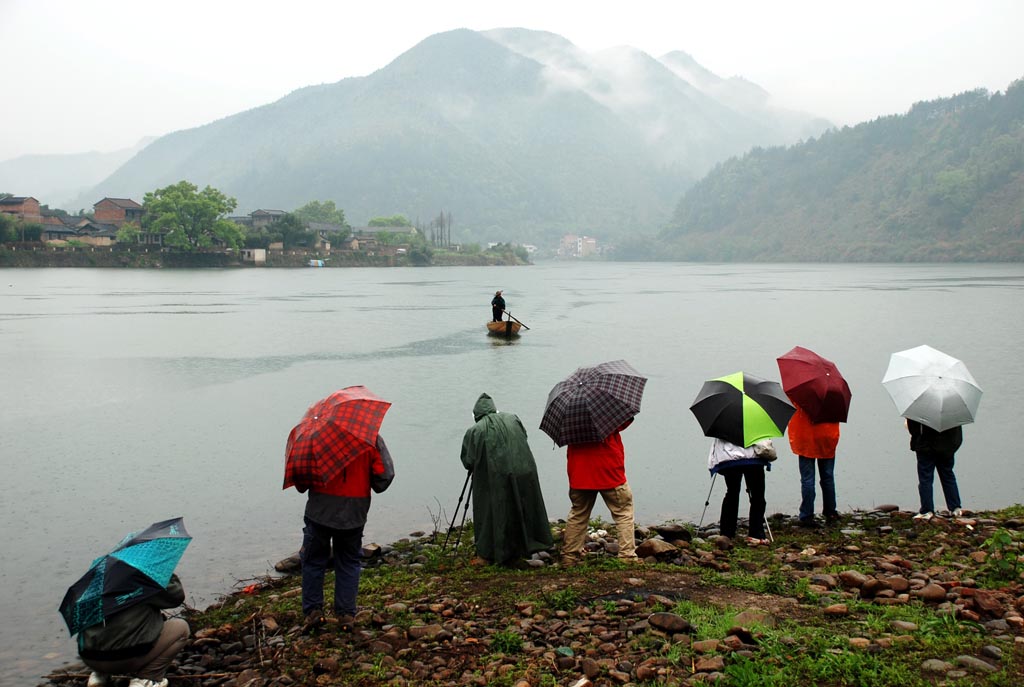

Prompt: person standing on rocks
[
  {"left": 907, "top": 419, "right": 963, "bottom": 520},
  {"left": 560, "top": 419, "right": 640, "bottom": 565},
  {"left": 787, "top": 406, "right": 841, "bottom": 528},
  {"left": 709, "top": 437, "right": 774, "bottom": 545},
  {"left": 460, "top": 393, "right": 553, "bottom": 566},
  {"left": 300, "top": 434, "right": 395, "bottom": 633}
]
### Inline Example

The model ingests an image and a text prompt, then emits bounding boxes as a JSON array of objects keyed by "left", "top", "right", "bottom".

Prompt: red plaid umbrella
[
  {"left": 284, "top": 385, "right": 392, "bottom": 490},
  {"left": 539, "top": 360, "right": 647, "bottom": 446},
  {"left": 776, "top": 346, "right": 852, "bottom": 423}
]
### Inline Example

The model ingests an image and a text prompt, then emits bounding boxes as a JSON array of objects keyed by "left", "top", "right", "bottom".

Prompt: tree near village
[{"left": 142, "top": 181, "right": 244, "bottom": 251}]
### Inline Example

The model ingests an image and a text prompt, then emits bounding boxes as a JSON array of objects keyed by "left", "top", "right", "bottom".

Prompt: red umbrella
[
  {"left": 284, "top": 385, "right": 391, "bottom": 490},
  {"left": 776, "top": 346, "right": 852, "bottom": 423}
]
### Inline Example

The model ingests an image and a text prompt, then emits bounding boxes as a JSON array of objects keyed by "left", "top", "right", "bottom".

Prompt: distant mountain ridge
[
  {"left": 654, "top": 78, "right": 1024, "bottom": 261},
  {"left": 72, "top": 28, "right": 827, "bottom": 243},
  {"left": 0, "top": 138, "right": 154, "bottom": 210}
]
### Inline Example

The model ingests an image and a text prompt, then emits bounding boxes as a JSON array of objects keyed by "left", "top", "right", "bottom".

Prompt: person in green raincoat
[{"left": 460, "top": 393, "right": 553, "bottom": 566}]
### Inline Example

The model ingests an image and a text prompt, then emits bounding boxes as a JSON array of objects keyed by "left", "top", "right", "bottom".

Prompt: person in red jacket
[
  {"left": 559, "top": 420, "right": 639, "bottom": 566},
  {"left": 300, "top": 435, "right": 395, "bottom": 633},
  {"left": 787, "top": 406, "right": 840, "bottom": 528}
]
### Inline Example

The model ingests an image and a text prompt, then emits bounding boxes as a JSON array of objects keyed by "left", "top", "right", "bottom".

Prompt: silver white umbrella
[{"left": 882, "top": 344, "right": 982, "bottom": 432}]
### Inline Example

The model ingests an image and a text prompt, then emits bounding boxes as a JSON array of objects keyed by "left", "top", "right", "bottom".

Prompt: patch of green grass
[
  {"left": 490, "top": 628, "right": 523, "bottom": 654},
  {"left": 541, "top": 587, "right": 581, "bottom": 611},
  {"left": 670, "top": 599, "right": 736, "bottom": 640}
]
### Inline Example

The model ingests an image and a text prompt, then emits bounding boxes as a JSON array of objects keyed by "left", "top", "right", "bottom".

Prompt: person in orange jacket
[{"left": 787, "top": 406, "right": 840, "bottom": 527}]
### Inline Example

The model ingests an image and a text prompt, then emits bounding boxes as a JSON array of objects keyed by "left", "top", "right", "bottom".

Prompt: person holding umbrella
[
  {"left": 787, "top": 407, "right": 841, "bottom": 528},
  {"left": 776, "top": 347, "right": 852, "bottom": 529},
  {"left": 708, "top": 437, "right": 775, "bottom": 545},
  {"left": 460, "top": 393, "right": 553, "bottom": 566},
  {"left": 561, "top": 418, "right": 640, "bottom": 565},
  {"left": 882, "top": 345, "right": 981, "bottom": 520},
  {"left": 76, "top": 576, "right": 188, "bottom": 687},
  {"left": 690, "top": 372, "right": 796, "bottom": 546},
  {"left": 61, "top": 518, "right": 193, "bottom": 687},
  {"left": 539, "top": 360, "right": 648, "bottom": 566},
  {"left": 283, "top": 386, "right": 396, "bottom": 633},
  {"left": 907, "top": 420, "right": 963, "bottom": 520}
]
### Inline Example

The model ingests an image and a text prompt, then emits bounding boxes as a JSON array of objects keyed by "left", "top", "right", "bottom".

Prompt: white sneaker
[
  {"left": 952, "top": 508, "right": 964, "bottom": 518},
  {"left": 128, "top": 679, "right": 168, "bottom": 687},
  {"left": 87, "top": 673, "right": 108, "bottom": 687},
  {"left": 912, "top": 512, "right": 934, "bottom": 521}
]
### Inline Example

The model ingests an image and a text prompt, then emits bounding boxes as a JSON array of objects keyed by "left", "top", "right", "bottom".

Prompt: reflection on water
[{"left": 1, "top": 262, "right": 1023, "bottom": 686}]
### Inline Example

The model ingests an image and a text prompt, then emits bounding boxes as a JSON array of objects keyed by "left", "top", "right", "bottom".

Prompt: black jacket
[{"left": 908, "top": 419, "right": 963, "bottom": 457}]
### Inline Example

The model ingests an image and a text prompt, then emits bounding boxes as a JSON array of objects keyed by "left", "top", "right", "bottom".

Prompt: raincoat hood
[{"left": 473, "top": 393, "right": 497, "bottom": 421}]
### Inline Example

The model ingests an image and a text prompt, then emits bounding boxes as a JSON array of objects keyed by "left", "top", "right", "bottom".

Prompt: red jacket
[
  {"left": 566, "top": 426, "right": 629, "bottom": 490},
  {"left": 787, "top": 407, "right": 840, "bottom": 459},
  {"left": 305, "top": 436, "right": 395, "bottom": 530}
]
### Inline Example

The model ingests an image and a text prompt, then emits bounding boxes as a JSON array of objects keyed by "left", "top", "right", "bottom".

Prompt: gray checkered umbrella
[{"left": 540, "top": 360, "right": 647, "bottom": 446}]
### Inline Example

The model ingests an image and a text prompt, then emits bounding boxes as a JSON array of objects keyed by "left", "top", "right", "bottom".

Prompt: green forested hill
[{"left": 657, "top": 79, "right": 1024, "bottom": 261}]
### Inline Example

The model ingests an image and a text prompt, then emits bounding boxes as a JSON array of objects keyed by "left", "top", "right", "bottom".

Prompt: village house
[
  {"left": 93, "top": 197, "right": 144, "bottom": 226},
  {"left": 0, "top": 196, "right": 43, "bottom": 223}
]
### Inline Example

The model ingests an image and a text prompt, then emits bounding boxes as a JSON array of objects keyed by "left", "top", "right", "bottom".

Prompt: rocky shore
[{"left": 43, "top": 506, "right": 1024, "bottom": 686}]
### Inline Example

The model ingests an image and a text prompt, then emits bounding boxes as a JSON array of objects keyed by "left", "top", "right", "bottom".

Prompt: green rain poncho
[{"left": 460, "top": 394, "right": 553, "bottom": 565}]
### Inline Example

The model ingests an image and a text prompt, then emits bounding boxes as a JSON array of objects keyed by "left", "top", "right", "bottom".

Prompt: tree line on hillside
[{"left": 623, "top": 77, "right": 1024, "bottom": 262}]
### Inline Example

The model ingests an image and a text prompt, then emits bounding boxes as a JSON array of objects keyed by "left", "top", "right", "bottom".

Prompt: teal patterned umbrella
[{"left": 59, "top": 517, "right": 191, "bottom": 635}]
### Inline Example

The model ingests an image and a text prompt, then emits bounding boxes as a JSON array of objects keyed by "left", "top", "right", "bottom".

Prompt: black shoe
[
  {"left": 302, "top": 609, "right": 324, "bottom": 635},
  {"left": 797, "top": 518, "right": 821, "bottom": 529},
  {"left": 824, "top": 513, "right": 841, "bottom": 526}
]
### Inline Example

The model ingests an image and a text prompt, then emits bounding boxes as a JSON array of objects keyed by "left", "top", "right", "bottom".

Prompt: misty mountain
[
  {"left": 654, "top": 79, "right": 1024, "bottom": 260},
  {"left": 74, "top": 29, "right": 827, "bottom": 243},
  {"left": 1, "top": 138, "right": 154, "bottom": 210}
]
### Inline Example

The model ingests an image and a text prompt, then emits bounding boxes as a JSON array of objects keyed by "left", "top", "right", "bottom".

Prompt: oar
[{"left": 503, "top": 310, "right": 531, "bottom": 330}]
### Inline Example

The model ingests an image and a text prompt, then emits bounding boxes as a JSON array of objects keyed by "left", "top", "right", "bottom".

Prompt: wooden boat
[{"left": 486, "top": 320, "right": 522, "bottom": 337}]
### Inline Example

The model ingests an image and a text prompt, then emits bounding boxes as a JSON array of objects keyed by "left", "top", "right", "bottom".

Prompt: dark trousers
[
  {"left": 301, "top": 517, "right": 364, "bottom": 617},
  {"left": 719, "top": 465, "right": 766, "bottom": 539},
  {"left": 916, "top": 451, "right": 961, "bottom": 513},
  {"left": 492, "top": 307, "right": 503, "bottom": 322}
]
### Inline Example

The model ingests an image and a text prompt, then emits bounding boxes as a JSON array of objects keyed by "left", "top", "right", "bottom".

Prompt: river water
[{"left": 1, "top": 262, "right": 1022, "bottom": 684}]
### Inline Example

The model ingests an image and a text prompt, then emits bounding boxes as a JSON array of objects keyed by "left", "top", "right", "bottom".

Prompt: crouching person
[
  {"left": 78, "top": 574, "right": 189, "bottom": 687},
  {"left": 301, "top": 434, "right": 395, "bottom": 633}
]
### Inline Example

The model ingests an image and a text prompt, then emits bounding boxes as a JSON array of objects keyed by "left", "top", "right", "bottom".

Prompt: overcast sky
[{"left": 1, "top": 0, "right": 1022, "bottom": 162}]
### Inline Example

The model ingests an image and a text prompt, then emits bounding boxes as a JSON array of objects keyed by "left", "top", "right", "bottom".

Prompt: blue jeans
[
  {"left": 301, "top": 517, "right": 364, "bottom": 616},
  {"left": 916, "top": 451, "right": 960, "bottom": 513},
  {"left": 798, "top": 457, "right": 837, "bottom": 521}
]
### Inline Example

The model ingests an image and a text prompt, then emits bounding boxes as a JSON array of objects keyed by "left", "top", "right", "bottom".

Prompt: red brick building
[
  {"left": 0, "top": 196, "right": 43, "bottom": 222},
  {"left": 93, "top": 197, "right": 144, "bottom": 226}
]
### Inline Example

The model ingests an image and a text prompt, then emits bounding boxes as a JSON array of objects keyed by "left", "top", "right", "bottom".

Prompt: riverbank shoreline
[
  {"left": 0, "top": 246, "right": 528, "bottom": 268},
  {"left": 42, "top": 505, "right": 1024, "bottom": 687}
]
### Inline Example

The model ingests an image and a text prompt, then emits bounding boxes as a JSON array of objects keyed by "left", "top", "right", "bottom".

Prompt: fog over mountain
[
  {"left": 74, "top": 28, "right": 828, "bottom": 242},
  {"left": 0, "top": 138, "right": 154, "bottom": 210}
]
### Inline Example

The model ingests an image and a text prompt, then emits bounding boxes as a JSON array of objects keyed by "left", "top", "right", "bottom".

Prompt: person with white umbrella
[{"left": 882, "top": 345, "right": 982, "bottom": 521}]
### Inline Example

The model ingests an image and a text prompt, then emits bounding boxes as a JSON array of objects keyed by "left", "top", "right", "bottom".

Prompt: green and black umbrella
[{"left": 689, "top": 372, "right": 795, "bottom": 447}]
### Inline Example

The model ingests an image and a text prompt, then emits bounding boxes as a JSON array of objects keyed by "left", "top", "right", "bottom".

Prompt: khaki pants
[
  {"left": 81, "top": 618, "right": 190, "bottom": 682},
  {"left": 561, "top": 482, "right": 637, "bottom": 561}
]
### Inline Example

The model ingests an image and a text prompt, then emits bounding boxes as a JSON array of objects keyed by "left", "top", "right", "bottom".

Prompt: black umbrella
[
  {"left": 689, "top": 371, "right": 795, "bottom": 447},
  {"left": 539, "top": 360, "right": 647, "bottom": 446}
]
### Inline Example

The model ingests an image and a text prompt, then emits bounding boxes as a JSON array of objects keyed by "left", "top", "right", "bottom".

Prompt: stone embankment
[{"left": 43, "top": 507, "right": 1024, "bottom": 686}]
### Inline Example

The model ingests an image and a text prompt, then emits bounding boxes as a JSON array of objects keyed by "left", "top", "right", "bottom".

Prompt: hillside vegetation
[{"left": 655, "top": 78, "right": 1024, "bottom": 261}]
